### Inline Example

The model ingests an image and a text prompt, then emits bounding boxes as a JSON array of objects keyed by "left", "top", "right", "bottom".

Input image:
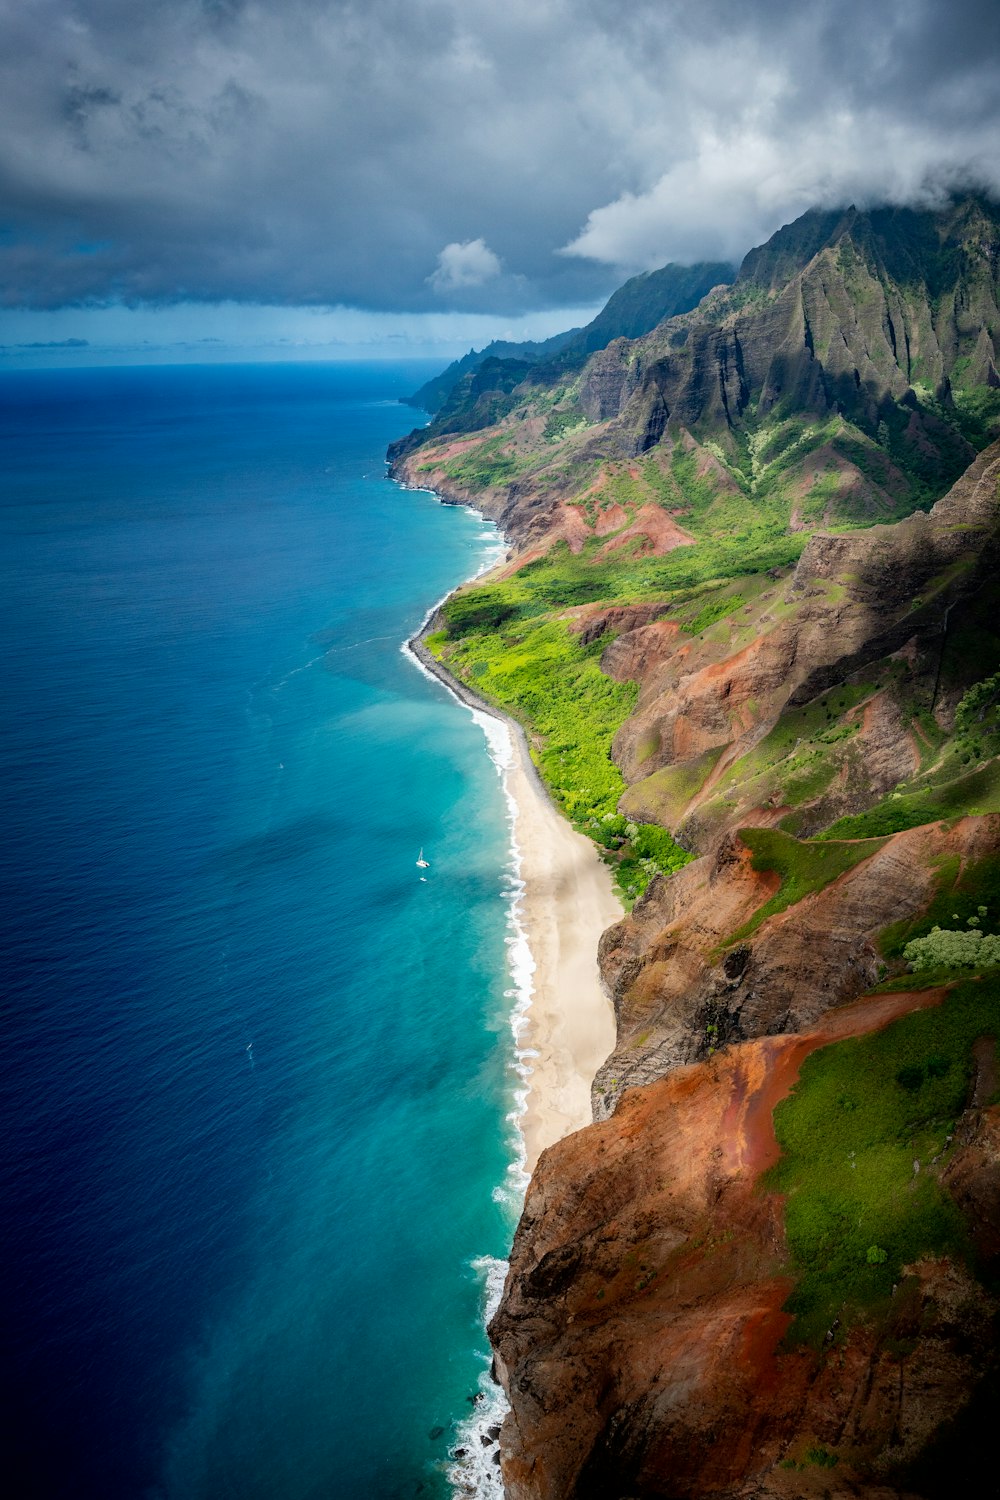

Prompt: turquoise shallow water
[{"left": 1, "top": 363, "right": 519, "bottom": 1498}]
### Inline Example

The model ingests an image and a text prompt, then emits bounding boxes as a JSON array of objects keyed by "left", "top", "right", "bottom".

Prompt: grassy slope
[
  {"left": 766, "top": 979, "right": 999, "bottom": 1346},
  {"left": 726, "top": 828, "right": 889, "bottom": 943},
  {"left": 410, "top": 209, "right": 1000, "bottom": 1471},
  {"left": 429, "top": 603, "right": 689, "bottom": 903}
]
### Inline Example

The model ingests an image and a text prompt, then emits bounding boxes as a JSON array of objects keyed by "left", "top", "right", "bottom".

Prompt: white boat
[{"left": 416, "top": 848, "right": 430, "bottom": 869}]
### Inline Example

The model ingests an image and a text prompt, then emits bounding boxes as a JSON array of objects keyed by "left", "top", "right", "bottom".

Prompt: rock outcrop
[
  {"left": 491, "top": 990, "right": 997, "bottom": 1500},
  {"left": 592, "top": 815, "right": 1000, "bottom": 1119}
]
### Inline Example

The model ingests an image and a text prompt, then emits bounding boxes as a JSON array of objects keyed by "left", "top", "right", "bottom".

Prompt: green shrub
[
  {"left": 629, "top": 821, "right": 690, "bottom": 869},
  {"left": 903, "top": 926, "right": 1000, "bottom": 971},
  {"left": 955, "top": 671, "right": 1000, "bottom": 734},
  {"left": 880, "top": 856, "right": 1000, "bottom": 960}
]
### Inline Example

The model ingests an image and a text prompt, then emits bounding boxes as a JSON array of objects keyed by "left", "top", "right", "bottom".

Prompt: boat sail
[{"left": 416, "top": 848, "right": 430, "bottom": 869}]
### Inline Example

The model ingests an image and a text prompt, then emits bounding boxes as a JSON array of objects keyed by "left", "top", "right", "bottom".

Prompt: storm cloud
[{"left": 1, "top": 0, "right": 999, "bottom": 311}]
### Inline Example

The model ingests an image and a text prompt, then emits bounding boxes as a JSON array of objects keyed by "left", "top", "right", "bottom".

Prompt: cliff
[
  {"left": 391, "top": 197, "right": 1000, "bottom": 1498},
  {"left": 487, "top": 442, "right": 1000, "bottom": 1497},
  {"left": 491, "top": 984, "right": 999, "bottom": 1500},
  {"left": 405, "top": 260, "right": 734, "bottom": 416},
  {"left": 390, "top": 195, "right": 1000, "bottom": 555}
]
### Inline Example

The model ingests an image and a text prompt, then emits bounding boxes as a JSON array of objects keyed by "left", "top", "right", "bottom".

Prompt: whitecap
[
  {"left": 396, "top": 483, "right": 532, "bottom": 1497},
  {"left": 444, "top": 1257, "right": 511, "bottom": 1500}
]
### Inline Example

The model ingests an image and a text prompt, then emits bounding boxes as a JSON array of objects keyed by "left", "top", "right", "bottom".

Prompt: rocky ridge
[
  {"left": 390, "top": 196, "right": 1000, "bottom": 559},
  {"left": 482, "top": 445, "right": 1000, "bottom": 1498},
  {"left": 405, "top": 260, "right": 734, "bottom": 418},
  {"left": 389, "top": 200, "right": 1000, "bottom": 1498}
]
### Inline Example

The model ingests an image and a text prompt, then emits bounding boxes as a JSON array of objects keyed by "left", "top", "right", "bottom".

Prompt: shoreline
[{"left": 407, "top": 627, "right": 621, "bottom": 1173}]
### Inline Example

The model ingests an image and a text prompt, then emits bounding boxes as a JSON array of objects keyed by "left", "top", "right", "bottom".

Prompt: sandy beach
[
  {"left": 504, "top": 730, "right": 622, "bottom": 1172},
  {"left": 407, "top": 631, "right": 622, "bottom": 1173}
]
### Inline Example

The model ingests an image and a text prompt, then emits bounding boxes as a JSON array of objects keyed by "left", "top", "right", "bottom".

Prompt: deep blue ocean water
[{"left": 1, "top": 363, "right": 521, "bottom": 1499}]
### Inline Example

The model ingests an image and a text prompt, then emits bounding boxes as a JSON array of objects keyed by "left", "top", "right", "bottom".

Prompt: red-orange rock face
[{"left": 491, "top": 993, "right": 994, "bottom": 1500}]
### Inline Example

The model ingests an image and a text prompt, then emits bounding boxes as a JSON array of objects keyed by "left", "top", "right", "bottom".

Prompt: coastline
[
  {"left": 407, "top": 627, "right": 621, "bottom": 1173},
  {"left": 395, "top": 474, "right": 623, "bottom": 1499}
]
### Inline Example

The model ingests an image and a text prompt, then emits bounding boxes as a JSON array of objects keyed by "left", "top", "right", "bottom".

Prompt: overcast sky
[{"left": 2, "top": 0, "right": 999, "bottom": 358}]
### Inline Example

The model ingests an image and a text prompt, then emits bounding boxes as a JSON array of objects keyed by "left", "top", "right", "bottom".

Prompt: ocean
[{"left": 1, "top": 363, "right": 523, "bottom": 1499}]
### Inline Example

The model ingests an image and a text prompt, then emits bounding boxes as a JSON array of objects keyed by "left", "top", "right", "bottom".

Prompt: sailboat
[{"left": 416, "top": 848, "right": 430, "bottom": 869}]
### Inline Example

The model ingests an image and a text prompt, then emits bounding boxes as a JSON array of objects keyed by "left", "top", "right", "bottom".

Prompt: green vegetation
[
  {"left": 435, "top": 602, "right": 693, "bottom": 900},
  {"left": 781, "top": 1447, "right": 841, "bottom": 1472},
  {"left": 765, "top": 979, "right": 1000, "bottom": 1344},
  {"left": 821, "top": 758, "right": 1000, "bottom": 840},
  {"left": 879, "top": 852, "right": 1000, "bottom": 963},
  {"left": 425, "top": 432, "right": 529, "bottom": 490},
  {"left": 543, "top": 408, "right": 587, "bottom": 443},
  {"left": 510, "top": 529, "right": 805, "bottom": 608},
  {"left": 708, "top": 682, "right": 872, "bottom": 818},
  {"left": 686, "top": 592, "right": 746, "bottom": 635},
  {"left": 446, "top": 617, "right": 637, "bottom": 821},
  {"left": 816, "top": 661, "right": 1000, "bottom": 843},
  {"left": 903, "top": 920, "right": 1000, "bottom": 972},
  {"left": 844, "top": 393, "right": 972, "bottom": 513},
  {"left": 621, "top": 747, "right": 724, "bottom": 827},
  {"left": 955, "top": 670, "right": 1000, "bottom": 737},
  {"left": 726, "top": 828, "right": 888, "bottom": 943},
  {"left": 952, "top": 385, "right": 1000, "bottom": 449},
  {"left": 615, "top": 819, "right": 693, "bottom": 902}
]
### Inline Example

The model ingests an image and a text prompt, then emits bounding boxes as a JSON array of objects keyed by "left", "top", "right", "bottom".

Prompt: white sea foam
[
  {"left": 443, "top": 1255, "right": 511, "bottom": 1499},
  {"left": 398, "top": 490, "right": 509, "bottom": 650},
  {"left": 426, "top": 674, "right": 535, "bottom": 1496},
  {"left": 397, "top": 494, "right": 543, "bottom": 1497}
]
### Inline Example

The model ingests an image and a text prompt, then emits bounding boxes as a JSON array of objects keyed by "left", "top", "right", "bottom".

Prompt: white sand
[{"left": 505, "top": 731, "right": 622, "bottom": 1173}]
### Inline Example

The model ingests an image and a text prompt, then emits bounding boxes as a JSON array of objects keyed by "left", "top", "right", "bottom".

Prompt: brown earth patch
[
  {"left": 593, "top": 501, "right": 629, "bottom": 536},
  {"left": 599, "top": 503, "right": 695, "bottom": 556},
  {"left": 553, "top": 502, "right": 593, "bottom": 553}
]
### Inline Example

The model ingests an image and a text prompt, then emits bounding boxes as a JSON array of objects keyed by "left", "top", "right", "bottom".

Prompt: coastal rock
[
  {"left": 491, "top": 991, "right": 998, "bottom": 1499},
  {"left": 486, "top": 437, "right": 1000, "bottom": 1500}
]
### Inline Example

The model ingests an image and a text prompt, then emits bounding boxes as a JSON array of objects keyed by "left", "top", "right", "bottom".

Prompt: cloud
[
  {"left": 429, "top": 238, "right": 502, "bottom": 291},
  {"left": 0, "top": 1, "right": 998, "bottom": 312},
  {"left": 560, "top": 118, "right": 1000, "bottom": 271}
]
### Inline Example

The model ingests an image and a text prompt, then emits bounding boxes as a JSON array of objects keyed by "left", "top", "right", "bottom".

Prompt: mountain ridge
[
  {"left": 405, "top": 259, "right": 735, "bottom": 416},
  {"left": 390, "top": 195, "right": 1000, "bottom": 1498}
]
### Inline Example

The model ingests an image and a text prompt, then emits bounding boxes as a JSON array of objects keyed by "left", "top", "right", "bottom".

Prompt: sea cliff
[{"left": 391, "top": 196, "right": 1000, "bottom": 1498}]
